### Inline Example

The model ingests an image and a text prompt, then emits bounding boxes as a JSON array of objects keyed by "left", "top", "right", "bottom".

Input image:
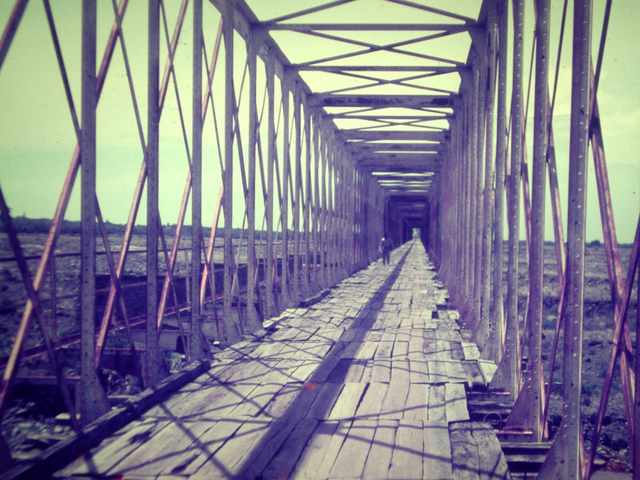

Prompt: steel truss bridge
[{"left": 0, "top": 0, "right": 638, "bottom": 478}]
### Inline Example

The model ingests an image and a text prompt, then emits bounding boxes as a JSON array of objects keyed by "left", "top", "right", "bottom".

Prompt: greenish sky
[{"left": 0, "top": 0, "right": 638, "bottom": 242}]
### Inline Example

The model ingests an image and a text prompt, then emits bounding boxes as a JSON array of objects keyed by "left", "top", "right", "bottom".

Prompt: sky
[{"left": 0, "top": 0, "right": 638, "bottom": 243}]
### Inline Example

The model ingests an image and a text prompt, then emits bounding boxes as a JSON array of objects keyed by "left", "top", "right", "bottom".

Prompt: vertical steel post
[
  {"left": 459, "top": 89, "right": 471, "bottom": 300},
  {"left": 281, "top": 76, "right": 291, "bottom": 306},
  {"left": 80, "top": 0, "right": 107, "bottom": 424},
  {"left": 247, "top": 34, "right": 257, "bottom": 328},
  {"left": 146, "top": 0, "right": 162, "bottom": 378},
  {"left": 451, "top": 115, "right": 460, "bottom": 294},
  {"left": 320, "top": 126, "right": 328, "bottom": 287},
  {"left": 472, "top": 59, "right": 484, "bottom": 324},
  {"left": 562, "top": 0, "right": 591, "bottom": 473},
  {"left": 327, "top": 142, "right": 335, "bottom": 283},
  {"left": 540, "top": 0, "right": 591, "bottom": 476},
  {"left": 312, "top": 113, "right": 320, "bottom": 288},
  {"left": 190, "top": 0, "right": 204, "bottom": 356},
  {"left": 493, "top": 0, "right": 523, "bottom": 399},
  {"left": 460, "top": 106, "right": 469, "bottom": 298},
  {"left": 266, "top": 58, "right": 275, "bottom": 319},
  {"left": 222, "top": 0, "right": 236, "bottom": 340},
  {"left": 293, "top": 85, "right": 302, "bottom": 303},
  {"left": 465, "top": 77, "right": 475, "bottom": 303},
  {"left": 528, "top": 0, "right": 550, "bottom": 442},
  {"left": 489, "top": 0, "right": 508, "bottom": 362},
  {"left": 479, "top": 5, "right": 497, "bottom": 356},
  {"left": 303, "top": 101, "right": 311, "bottom": 296}
]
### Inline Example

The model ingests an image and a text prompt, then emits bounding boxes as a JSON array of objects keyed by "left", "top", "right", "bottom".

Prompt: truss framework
[{"left": 0, "top": 1, "right": 637, "bottom": 478}]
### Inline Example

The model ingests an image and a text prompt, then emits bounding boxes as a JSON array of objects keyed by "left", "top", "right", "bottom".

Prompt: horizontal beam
[
  {"left": 395, "top": 208, "right": 427, "bottom": 213},
  {"left": 394, "top": 204, "right": 427, "bottom": 210},
  {"left": 261, "top": 23, "right": 479, "bottom": 32},
  {"left": 333, "top": 114, "right": 452, "bottom": 121},
  {"left": 350, "top": 143, "right": 443, "bottom": 152},
  {"left": 312, "top": 94, "right": 457, "bottom": 108},
  {"left": 360, "top": 162, "right": 440, "bottom": 171},
  {"left": 344, "top": 130, "right": 447, "bottom": 141},
  {"left": 371, "top": 170, "right": 437, "bottom": 176},
  {"left": 355, "top": 152, "right": 440, "bottom": 162},
  {"left": 296, "top": 65, "right": 466, "bottom": 72},
  {"left": 379, "top": 181, "right": 433, "bottom": 186},
  {"left": 384, "top": 190, "right": 430, "bottom": 196},
  {"left": 378, "top": 179, "right": 433, "bottom": 184},
  {"left": 380, "top": 185, "right": 432, "bottom": 189},
  {"left": 372, "top": 174, "right": 435, "bottom": 180}
]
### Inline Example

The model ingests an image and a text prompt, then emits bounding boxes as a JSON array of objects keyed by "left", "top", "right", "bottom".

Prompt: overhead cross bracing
[
  {"left": 0, "top": 0, "right": 638, "bottom": 479},
  {"left": 233, "top": 0, "right": 471, "bottom": 202}
]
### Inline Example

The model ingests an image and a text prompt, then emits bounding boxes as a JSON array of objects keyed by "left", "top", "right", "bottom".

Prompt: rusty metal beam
[
  {"left": 261, "top": 22, "right": 479, "bottom": 32},
  {"left": 80, "top": 0, "right": 108, "bottom": 425},
  {"left": 311, "top": 94, "right": 457, "bottom": 108}
]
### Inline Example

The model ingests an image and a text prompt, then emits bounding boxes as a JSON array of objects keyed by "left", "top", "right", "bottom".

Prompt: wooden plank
[
  {"left": 478, "top": 360, "right": 497, "bottom": 384},
  {"left": 291, "top": 359, "right": 322, "bottom": 382},
  {"left": 461, "top": 341, "right": 481, "bottom": 361},
  {"left": 393, "top": 340, "right": 409, "bottom": 358},
  {"left": 328, "top": 382, "right": 367, "bottom": 420},
  {"left": 307, "top": 383, "right": 343, "bottom": 419},
  {"left": 57, "top": 418, "right": 170, "bottom": 476},
  {"left": 355, "top": 341, "right": 378, "bottom": 360},
  {"left": 380, "top": 380, "right": 410, "bottom": 420},
  {"left": 371, "top": 358, "right": 391, "bottom": 383},
  {"left": 429, "top": 360, "right": 467, "bottom": 383},
  {"left": 344, "top": 359, "right": 366, "bottom": 383},
  {"left": 110, "top": 415, "right": 220, "bottom": 476},
  {"left": 391, "top": 358, "right": 411, "bottom": 385},
  {"left": 410, "top": 359, "right": 429, "bottom": 384},
  {"left": 423, "top": 421, "right": 453, "bottom": 479},
  {"left": 238, "top": 387, "right": 322, "bottom": 478},
  {"left": 445, "top": 383, "right": 469, "bottom": 423},
  {"left": 357, "top": 382, "right": 388, "bottom": 419},
  {"left": 190, "top": 416, "right": 272, "bottom": 478},
  {"left": 169, "top": 418, "right": 242, "bottom": 477},
  {"left": 264, "top": 383, "right": 305, "bottom": 418},
  {"left": 212, "top": 383, "right": 262, "bottom": 418},
  {"left": 362, "top": 420, "right": 397, "bottom": 478},
  {"left": 461, "top": 361, "right": 485, "bottom": 388},
  {"left": 428, "top": 384, "right": 447, "bottom": 425},
  {"left": 389, "top": 420, "right": 423, "bottom": 479},
  {"left": 151, "top": 422, "right": 236, "bottom": 474},
  {"left": 408, "top": 335, "right": 424, "bottom": 361},
  {"left": 450, "top": 422, "right": 480, "bottom": 480},
  {"left": 403, "top": 384, "right": 428, "bottom": 422},
  {"left": 291, "top": 421, "right": 340, "bottom": 478},
  {"left": 261, "top": 418, "right": 318, "bottom": 479},
  {"left": 472, "top": 422, "right": 509, "bottom": 480},
  {"left": 329, "top": 419, "right": 377, "bottom": 478},
  {"left": 303, "top": 420, "right": 353, "bottom": 479},
  {"left": 230, "top": 382, "right": 281, "bottom": 417}
]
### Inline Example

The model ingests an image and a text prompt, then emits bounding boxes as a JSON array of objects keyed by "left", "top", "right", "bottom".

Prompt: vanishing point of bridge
[{"left": 0, "top": 0, "right": 638, "bottom": 479}]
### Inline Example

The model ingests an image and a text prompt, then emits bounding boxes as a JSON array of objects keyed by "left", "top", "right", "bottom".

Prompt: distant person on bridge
[{"left": 379, "top": 236, "right": 392, "bottom": 265}]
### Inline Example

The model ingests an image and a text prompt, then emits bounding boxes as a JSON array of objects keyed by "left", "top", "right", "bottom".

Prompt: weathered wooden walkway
[{"left": 57, "top": 241, "right": 508, "bottom": 479}]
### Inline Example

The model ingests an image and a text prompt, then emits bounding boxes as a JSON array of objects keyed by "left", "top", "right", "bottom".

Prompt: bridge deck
[{"left": 57, "top": 241, "right": 508, "bottom": 479}]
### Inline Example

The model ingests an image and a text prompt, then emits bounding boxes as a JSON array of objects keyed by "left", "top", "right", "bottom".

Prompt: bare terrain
[{"left": 0, "top": 233, "right": 636, "bottom": 471}]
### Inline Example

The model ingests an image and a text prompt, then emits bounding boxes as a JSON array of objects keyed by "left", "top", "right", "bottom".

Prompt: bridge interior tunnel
[{"left": 384, "top": 194, "right": 433, "bottom": 248}]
